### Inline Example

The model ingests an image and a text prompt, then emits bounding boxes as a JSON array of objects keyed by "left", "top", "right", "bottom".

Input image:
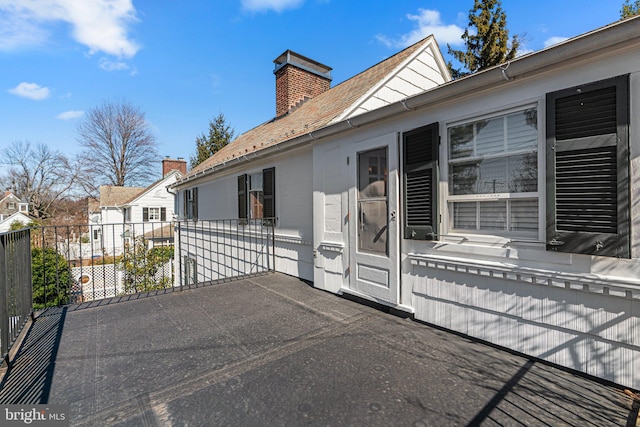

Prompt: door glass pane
[
  {"left": 358, "top": 149, "right": 387, "bottom": 198},
  {"left": 358, "top": 147, "right": 388, "bottom": 254},
  {"left": 358, "top": 200, "right": 388, "bottom": 253}
]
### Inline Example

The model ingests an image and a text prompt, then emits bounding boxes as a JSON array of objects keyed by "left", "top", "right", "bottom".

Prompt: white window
[
  {"left": 143, "top": 207, "right": 166, "bottom": 222},
  {"left": 148, "top": 207, "right": 161, "bottom": 221},
  {"left": 447, "top": 106, "right": 538, "bottom": 237}
]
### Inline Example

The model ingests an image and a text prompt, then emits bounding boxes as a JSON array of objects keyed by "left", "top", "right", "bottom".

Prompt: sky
[{"left": 0, "top": 0, "right": 625, "bottom": 181}]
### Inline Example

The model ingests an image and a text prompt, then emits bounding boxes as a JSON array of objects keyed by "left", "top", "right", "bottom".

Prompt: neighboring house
[
  {"left": 0, "top": 191, "right": 32, "bottom": 232},
  {"left": 90, "top": 158, "right": 186, "bottom": 257},
  {"left": 0, "top": 211, "right": 34, "bottom": 233},
  {"left": 0, "top": 190, "right": 29, "bottom": 223},
  {"left": 172, "top": 17, "right": 640, "bottom": 390}
]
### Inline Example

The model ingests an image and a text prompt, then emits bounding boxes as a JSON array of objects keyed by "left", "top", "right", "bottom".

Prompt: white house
[
  {"left": 0, "top": 191, "right": 32, "bottom": 232},
  {"left": 0, "top": 190, "right": 29, "bottom": 223},
  {"left": 172, "top": 17, "right": 640, "bottom": 390},
  {"left": 89, "top": 158, "right": 186, "bottom": 257},
  {"left": 0, "top": 211, "right": 34, "bottom": 233}
]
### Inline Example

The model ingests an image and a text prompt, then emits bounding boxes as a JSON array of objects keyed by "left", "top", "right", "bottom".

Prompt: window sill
[{"left": 408, "top": 252, "right": 640, "bottom": 300}]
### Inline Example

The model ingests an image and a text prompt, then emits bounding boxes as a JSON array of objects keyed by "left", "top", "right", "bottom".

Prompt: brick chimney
[
  {"left": 274, "top": 50, "right": 332, "bottom": 118},
  {"left": 162, "top": 157, "right": 187, "bottom": 177}
]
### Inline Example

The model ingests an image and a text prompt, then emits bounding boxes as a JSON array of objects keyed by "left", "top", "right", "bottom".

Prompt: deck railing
[
  {"left": 0, "top": 219, "right": 275, "bottom": 359},
  {"left": 0, "top": 229, "right": 33, "bottom": 363}
]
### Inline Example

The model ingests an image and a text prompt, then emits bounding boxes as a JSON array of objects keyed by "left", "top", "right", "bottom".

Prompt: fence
[
  {"left": 0, "top": 219, "right": 274, "bottom": 363},
  {"left": 0, "top": 229, "right": 33, "bottom": 363},
  {"left": 27, "top": 219, "right": 275, "bottom": 305},
  {"left": 176, "top": 218, "right": 275, "bottom": 287}
]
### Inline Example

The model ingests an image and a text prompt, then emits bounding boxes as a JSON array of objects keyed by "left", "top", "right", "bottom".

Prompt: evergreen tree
[
  {"left": 32, "top": 247, "right": 72, "bottom": 309},
  {"left": 621, "top": 0, "right": 640, "bottom": 18},
  {"left": 447, "top": 0, "right": 520, "bottom": 78},
  {"left": 190, "top": 113, "right": 235, "bottom": 169}
]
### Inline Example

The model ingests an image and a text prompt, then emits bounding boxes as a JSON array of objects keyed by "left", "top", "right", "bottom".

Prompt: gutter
[{"left": 173, "top": 16, "right": 640, "bottom": 189}]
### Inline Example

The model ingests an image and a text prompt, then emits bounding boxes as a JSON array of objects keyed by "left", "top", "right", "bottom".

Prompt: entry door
[{"left": 348, "top": 134, "right": 399, "bottom": 304}]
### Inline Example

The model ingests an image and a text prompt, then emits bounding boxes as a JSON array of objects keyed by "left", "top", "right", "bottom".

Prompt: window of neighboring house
[
  {"left": 93, "top": 228, "right": 101, "bottom": 240},
  {"left": 18, "top": 204, "right": 27, "bottom": 212},
  {"left": 546, "top": 75, "right": 630, "bottom": 258},
  {"left": 447, "top": 106, "right": 539, "bottom": 237},
  {"left": 8, "top": 202, "right": 15, "bottom": 210},
  {"left": 183, "top": 188, "right": 198, "bottom": 220},
  {"left": 238, "top": 168, "right": 275, "bottom": 223},
  {"left": 143, "top": 207, "right": 167, "bottom": 222},
  {"left": 123, "top": 208, "right": 131, "bottom": 222}
]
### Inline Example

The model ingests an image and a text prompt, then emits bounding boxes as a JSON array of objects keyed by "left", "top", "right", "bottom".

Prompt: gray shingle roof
[{"left": 188, "top": 37, "right": 430, "bottom": 177}]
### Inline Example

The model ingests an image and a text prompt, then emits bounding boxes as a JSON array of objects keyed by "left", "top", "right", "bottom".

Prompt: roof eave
[{"left": 173, "top": 17, "right": 640, "bottom": 189}]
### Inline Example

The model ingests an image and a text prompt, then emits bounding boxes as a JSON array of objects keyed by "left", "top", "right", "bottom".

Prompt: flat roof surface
[{"left": 0, "top": 273, "right": 637, "bottom": 426}]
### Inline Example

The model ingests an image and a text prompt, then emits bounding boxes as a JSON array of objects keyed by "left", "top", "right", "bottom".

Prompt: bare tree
[
  {"left": 1, "top": 141, "right": 79, "bottom": 219},
  {"left": 77, "top": 100, "right": 159, "bottom": 190}
]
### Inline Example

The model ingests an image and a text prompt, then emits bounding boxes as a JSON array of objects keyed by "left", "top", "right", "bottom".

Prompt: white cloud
[
  {"left": 8, "top": 82, "right": 51, "bottom": 100},
  {"left": 241, "top": 0, "right": 304, "bottom": 13},
  {"left": 0, "top": 0, "right": 140, "bottom": 57},
  {"left": 377, "top": 9, "right": 465, "bottom": 49},
  {"left": 544, "top": 36, "right": 569, "bottom": 48},
  {"left": 0, "top": 8, "right": 50, "bottom": 51},
  {"left": 99, "top": 57, "right": 137, "bottom": 74},
  {"left": 57, "top": 110, "right": 84, "bottom": 120}
]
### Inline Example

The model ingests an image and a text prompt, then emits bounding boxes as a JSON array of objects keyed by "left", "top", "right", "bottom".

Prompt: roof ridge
[{"left": 188, "top": 36, "right": 434, "bottom": 177}]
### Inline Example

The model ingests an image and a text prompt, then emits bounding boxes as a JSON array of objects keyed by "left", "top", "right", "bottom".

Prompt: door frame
[{"left": 347, "top": 133, "right": 400, "bottom": 305}]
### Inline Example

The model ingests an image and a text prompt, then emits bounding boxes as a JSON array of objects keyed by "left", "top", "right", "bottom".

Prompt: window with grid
[
  {"left": 143, "top": 207, "right": 166, "bottom": 222},
  {"left": 447, "top": 107, "right": 538, "bottom": 237}
]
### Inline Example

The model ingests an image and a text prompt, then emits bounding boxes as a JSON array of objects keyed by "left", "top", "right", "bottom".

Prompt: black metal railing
[
  {"left": 0, "top": 219, "right": 275, "bottom": 363},
  {"left": 0, "top": 229, "right": 33, "bottom": 363},
  {"left": 25, "top": 218, "right": 275, "bottom": 305},
  {"left": 176, "top": 218, "right": 275, "bottom": 288}
]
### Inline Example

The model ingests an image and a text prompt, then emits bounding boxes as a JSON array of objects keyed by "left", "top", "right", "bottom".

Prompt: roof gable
[
  {"left": 99, "top": 171, "right": 182, "bottom": 207},
  {"left": 99, "top": 186, "right": 146, "bottom": 207},
  {"left": 188, "top": 36, "right": 445, "bottom": 177},
  {"left": 331, "top": 36, "right": 450, "bottom": 123},
  {"left": 121, "top": 170, "right": 181, "bottom": 206},
  {"left": 0, "top": 191, "right": 20, "bottom": 205},
  {"left": 0, "top": 211, "right": 34, "bottom": 228}
]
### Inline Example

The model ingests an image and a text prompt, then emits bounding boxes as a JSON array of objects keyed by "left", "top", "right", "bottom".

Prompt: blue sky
[{"left": 0, "top": 0, "right": 624, "bottom": 177}]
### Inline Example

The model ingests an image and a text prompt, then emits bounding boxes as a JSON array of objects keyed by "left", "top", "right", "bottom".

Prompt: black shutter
[
  {"left": 192, "top": 187, "right": 198, "bottom": 220},
  {"left": 161, "top": 207, "right": 166, "bottom": 221},
  {"left": 143, "top": 207, "right": 149, "bottom": 222},
  {"left": 183, "top": 190, "right": 188, "bottom": 218},
  {"left": 546, "top": 75, "right": 629, "bottom": 258},
  {"left": 238, "top": 175, "right": 248, "bottom": 219},
  {"left": 263, "top": 167, "right": 275, "bottom": 220},
  {"left": 402, "top": 122, "right": 439, "bottom": 240}
]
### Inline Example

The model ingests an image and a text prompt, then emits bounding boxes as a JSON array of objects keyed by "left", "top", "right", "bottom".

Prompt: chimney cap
[{"left": 274, "top": 50, "right": 332, "bottom": 80}]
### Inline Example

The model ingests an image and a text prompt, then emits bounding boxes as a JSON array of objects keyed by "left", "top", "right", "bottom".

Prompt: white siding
[
  {"left": 332, "top": 38, "right": 448, "bottom": 123},
  {"left": 179, "top": 148, "right": 314, "bottom": 282},
  {"left": 313, "top": 46, "right": 640, "bottom": 388}
]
